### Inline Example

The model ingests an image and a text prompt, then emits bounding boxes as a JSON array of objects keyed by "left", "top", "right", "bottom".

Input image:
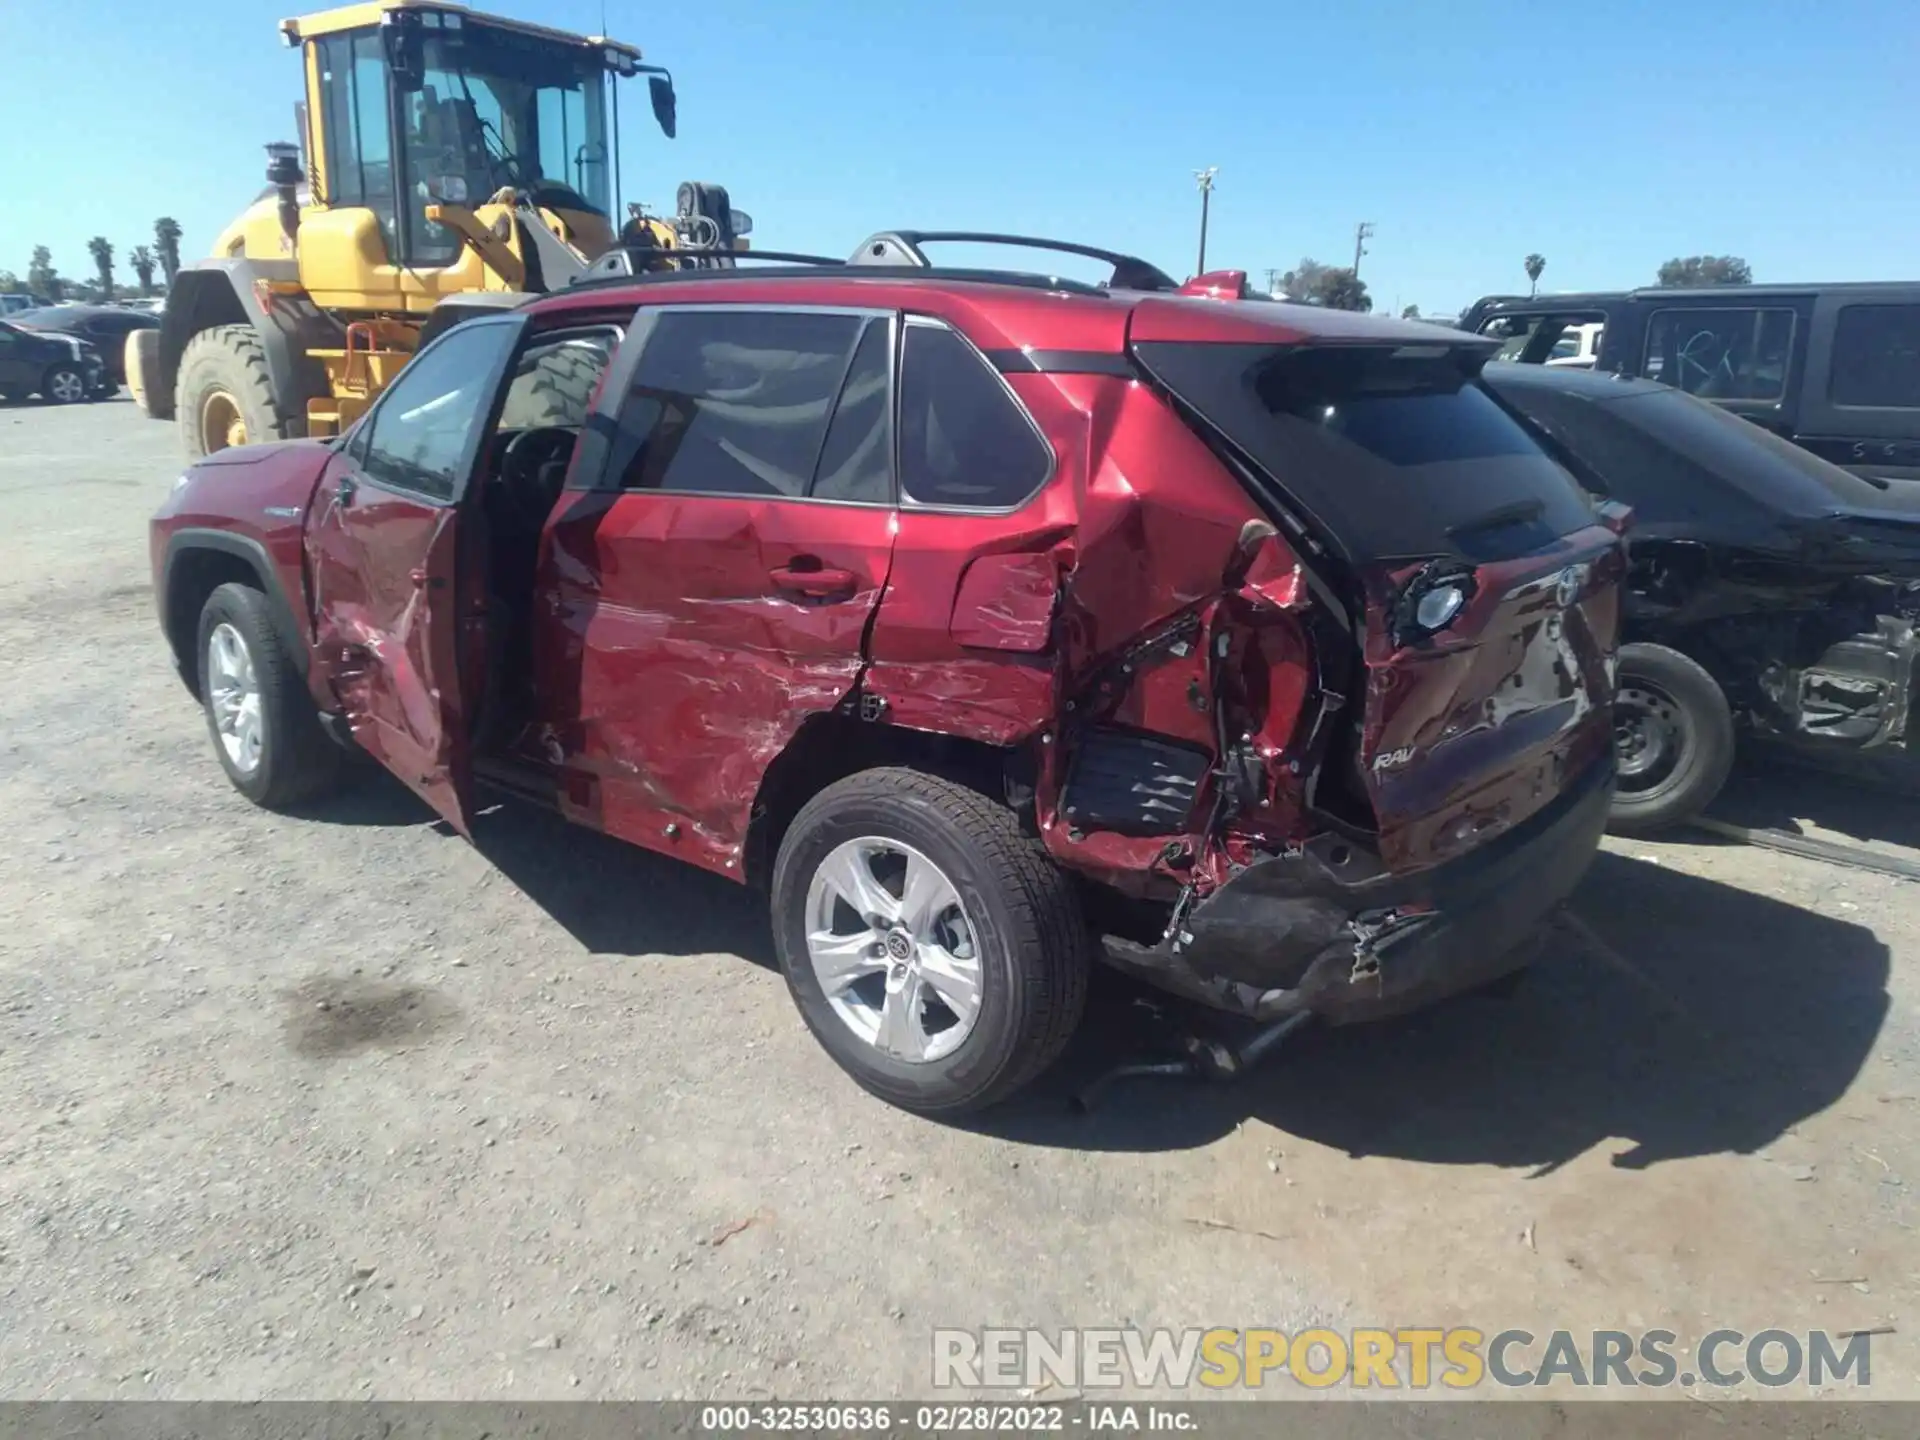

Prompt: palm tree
[
  {"left": 129, "top": 246, "right": 157, "bottom": 296},
  {"left": 1524, "top": 253, "right": 1546, "bottom": 298},
  {"left": 154, "top": 217, "right": 184, "bottom": 288},
  {"left": 88, "top": 236, "right": 116, "bottom": 301}
]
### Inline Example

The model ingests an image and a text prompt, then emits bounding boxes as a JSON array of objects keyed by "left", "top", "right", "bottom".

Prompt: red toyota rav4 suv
[{"left": 152, "top": 234, "right": 1625, "bottom": 1115}]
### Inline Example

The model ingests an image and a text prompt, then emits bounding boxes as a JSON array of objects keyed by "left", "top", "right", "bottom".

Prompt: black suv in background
[
  {"left": 0, "top": 319, "right": 109, "bottom": 403},
  {"left": 9, "top": 304, "right": 158, "bottom": 390},
  {"left": 1461, "top": 284, "right": 1920, "bottom": 485}
]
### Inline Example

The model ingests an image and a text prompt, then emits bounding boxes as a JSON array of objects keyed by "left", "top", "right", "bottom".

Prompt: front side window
[
  {"left": 898, "top": 322, "right": 1052, "bottom": 508},
  {"left": 1829, "top": 304, "right": 1920, "bottom": 410},
  {"left": 1643, "top": 307, "right": 1794, "bottom": 402},
  {"left": 612, "top": 309, "right": 867, "bottom": 498},
  {"left": 357, "top": 320, "right": 522, "bottom": 501}
]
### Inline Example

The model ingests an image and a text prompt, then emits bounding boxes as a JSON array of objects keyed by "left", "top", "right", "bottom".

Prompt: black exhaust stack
[{"left": 265, "top": 142, "right": 303, "bottom": 248}]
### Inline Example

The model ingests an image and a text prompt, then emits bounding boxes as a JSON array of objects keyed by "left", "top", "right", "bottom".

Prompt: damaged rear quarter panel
[{"left": 1038, "top": 373, "right": 1319, "bottom": 891}]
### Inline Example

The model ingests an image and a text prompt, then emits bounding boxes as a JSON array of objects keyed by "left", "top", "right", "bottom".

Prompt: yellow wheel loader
[{"left": 127, "top": 0, "right": 751, "bottom": 456}]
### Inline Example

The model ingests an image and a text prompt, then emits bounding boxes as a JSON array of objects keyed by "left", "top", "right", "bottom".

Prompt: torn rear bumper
[{"left": 1102, "top": 758, "right": 1614, "bottom": 1024}]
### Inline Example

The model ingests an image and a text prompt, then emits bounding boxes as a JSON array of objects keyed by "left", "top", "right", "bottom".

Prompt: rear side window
[
  {"left": 898, "top": 322, "right": 1052, "bottom": 509},
  {"left": 613, "top": 309, "right": 865, "bottom": 498},
  {"left": 1496, "top": 379, "right": 1893, "bottom": 521},
  {"left": 1134, "top": 342, "right": 1597, "bottom": 563},
  {"left": 1479, "top": 314, "right": 1545, "bottom": 361},
  {"left": 1829, "top": 304, "right": 1920, "bottom": 409},
  {"left": 1643, "top": 308, "right": 1794, "bottom": 401},
  {"left": 811, "top": 321, "right": 892, "bottom": 504}
]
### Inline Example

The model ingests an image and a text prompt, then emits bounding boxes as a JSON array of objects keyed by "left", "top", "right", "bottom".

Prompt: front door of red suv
[
  {"left": 536, "top": 304, "right": 897, "bottom": 874},
  {"left": 307, "top": 314, "right": 527, "bottom": 835}
]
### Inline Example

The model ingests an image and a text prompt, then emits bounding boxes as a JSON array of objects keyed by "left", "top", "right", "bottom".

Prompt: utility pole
[
  {"left": 1265, "top": 267, "right": 1281, "bottom": 297},
  {"left": 1352, "top": 221, "right": 1374, "bottom": 280},
  {"left": 1194, "top": 167, "right": 1218, "bottom": 275}
]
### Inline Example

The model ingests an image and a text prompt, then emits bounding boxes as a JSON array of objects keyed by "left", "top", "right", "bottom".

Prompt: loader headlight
[{"left": 1413, "top": 584, "right": 1467, "bottom": 632}]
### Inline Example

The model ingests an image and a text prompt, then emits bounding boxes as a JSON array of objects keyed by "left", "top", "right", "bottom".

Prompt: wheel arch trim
[
  {"left": 160, "top": 528, "right": 311, "bottom": 692},
  {"left": 158, "top": 262, "right": 340, "bottom": 425}
]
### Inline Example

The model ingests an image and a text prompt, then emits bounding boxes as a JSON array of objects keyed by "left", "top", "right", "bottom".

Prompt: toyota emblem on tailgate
[{"left": 1556, "top": 564, "right": 1587, "bottom": 607}]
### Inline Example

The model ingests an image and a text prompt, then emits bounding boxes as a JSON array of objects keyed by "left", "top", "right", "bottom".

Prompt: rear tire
[
  {"left": 1608, "top": 643, "right": 1735, "bottom": 836},
  {"left": 195, "top": 582, "right": 341, "bottom": 810},
  {"left": 40, "top": 364, "right": 87, "bottom": 404},
  {"left": 175, "top": 325, "right": 292, "bottom": 459},
  {"left": 771, "top": 768, "right": 1092, "bottom": 1116}
]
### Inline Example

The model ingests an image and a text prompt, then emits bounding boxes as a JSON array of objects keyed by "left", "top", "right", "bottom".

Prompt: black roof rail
[{"left": 849, "top": 231, "right": 1180, "bottom": 293}]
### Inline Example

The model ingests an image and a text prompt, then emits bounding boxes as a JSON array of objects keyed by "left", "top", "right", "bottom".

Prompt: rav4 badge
[{"left": 1371, "top": 745, "right": 1415, "bottom": 773}]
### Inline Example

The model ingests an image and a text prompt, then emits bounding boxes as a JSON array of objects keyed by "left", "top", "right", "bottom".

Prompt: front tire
[
  {"left": 771, "top": 768, "right": 1093, "bottom": 1116},
  {"left": 40, "top": 364, "right": 87, "bottom": 404},
  {"left": 175, "top": 325, "right": 292, "bottom": 459},
  {"left": 1609, "top": 643, "right": 1735, "bottom": 836},
  {"left": 195, "top": 582, "right": 341, "bottom": 810}
]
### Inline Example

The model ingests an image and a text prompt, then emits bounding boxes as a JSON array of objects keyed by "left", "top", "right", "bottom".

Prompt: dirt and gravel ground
[{"left": 2, "top": 398, "right": 1917, "bottom": 1402}]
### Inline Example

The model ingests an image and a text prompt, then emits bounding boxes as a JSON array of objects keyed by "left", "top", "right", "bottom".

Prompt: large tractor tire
[
  {"left": 497, "top": 340, "right": 606, "bottom": 430},
  {"left": 175, "top": 325, "right": 293, "bottom": 459},
  {"left": 124, "top": 328, "right": 162, "bottom": 417}
]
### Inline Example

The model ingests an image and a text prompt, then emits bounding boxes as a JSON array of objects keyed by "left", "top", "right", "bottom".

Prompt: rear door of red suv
[
  {"left": 1130, "top": 303, "right": 1623, "bottom": 871},
  {"left": 535, "top": 302, "right": 898, "bottom": 873}
]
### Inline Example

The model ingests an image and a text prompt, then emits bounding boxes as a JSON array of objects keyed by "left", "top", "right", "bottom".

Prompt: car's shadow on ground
[
  {"left": 980, "top": 849, "right": 1890, "bottom": 1169},
  {"left": 306, "top": 773, "right": 1889, "bottom": 1170},
  {"left": 1706, "top": 749, "right": 1920, "bottom": 853},
  {"left": 306, "top": 772, "right": 777, "bottom": 968}
]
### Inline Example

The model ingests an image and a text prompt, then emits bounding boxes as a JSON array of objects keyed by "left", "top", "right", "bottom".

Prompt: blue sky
[{"left": 2, "top": 0, "right": 1915, "bottom": 314}]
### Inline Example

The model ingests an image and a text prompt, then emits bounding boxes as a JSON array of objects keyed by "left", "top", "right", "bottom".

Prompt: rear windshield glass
[
  {"left": 1133, "top": 342, "right": 1597, "bottom": 563},
  {"left": 1496, "top": 378, "right": 1904, "bottom": 518}
]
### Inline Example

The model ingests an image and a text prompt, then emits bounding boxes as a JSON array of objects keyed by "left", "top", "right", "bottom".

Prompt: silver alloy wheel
[
  {"left": 206, "top": 622, "right": 264, "bottom": 776},
  {"left": 47, "top": 369, "right": 84, "bottom": 403},
  {"left": 804, "top": 837, "right": 984, "bottom": 1064}
]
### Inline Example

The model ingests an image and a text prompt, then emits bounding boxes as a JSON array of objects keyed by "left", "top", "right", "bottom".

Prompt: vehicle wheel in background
[
  {"left": 195, "top": 582, "right": 342, "bottom": 810},
  {"left": 496, "top": 340, "right": 605, "bottom": 429},
  {"left": 175, "top": 325, "right": 290, "bottom": 458},
  {"left": 40, "top": 364, "right": 87, "bottom": 404},
  {"left": 771, "top": 768, "right": 1092, "bottom": 1116},
  {"left": 124, "top": 327, "right": 160, "bottom": 413},
  {"left": 1608, "top": 643, "right": 1735, "bottom": 836}
]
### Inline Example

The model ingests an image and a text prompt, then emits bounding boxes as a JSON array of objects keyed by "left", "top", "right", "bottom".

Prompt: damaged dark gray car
[{"left": 1485, "top": 363, "right": 1920, "bottom": 832}]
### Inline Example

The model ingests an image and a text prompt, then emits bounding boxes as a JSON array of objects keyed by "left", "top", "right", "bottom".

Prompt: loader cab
[{"left": 288, "top": 2, "right": 663, "bottom": 292}]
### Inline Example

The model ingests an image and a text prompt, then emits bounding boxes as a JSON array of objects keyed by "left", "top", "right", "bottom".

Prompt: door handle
[{"left": 768, "top": 563, "right": 858, "bottom": 600}]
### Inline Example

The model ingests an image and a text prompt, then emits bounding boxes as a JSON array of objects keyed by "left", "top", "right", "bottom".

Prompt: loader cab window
[
  {"left": 394, "top": 28, "right": 612, "bottom": 266},
  {"left": 314, "top": 32, "right": 401, "bottom": 261}
]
